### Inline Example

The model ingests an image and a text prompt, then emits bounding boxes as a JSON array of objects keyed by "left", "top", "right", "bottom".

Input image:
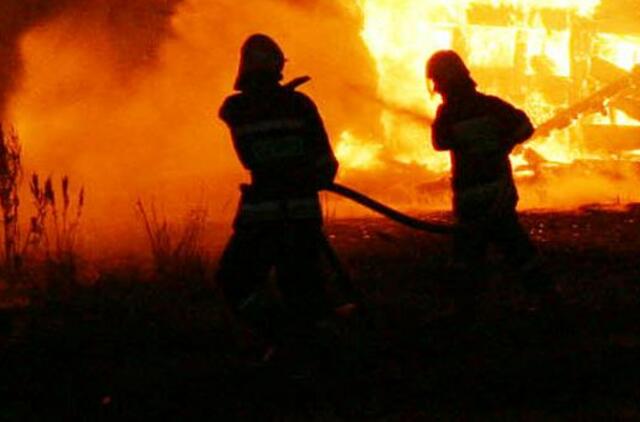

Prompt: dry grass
[
  {"left": 23, "top": 174, "right": 85, "bottom": 294},
  {"left": 136, "top": 199, "right": 211, "bottom": 285},
  {"left": 0, "top": 125, "right": 22, "bottom": 271},
  {"left": 0, "top": 127, "right": 85, "bottom": 296},
  {"left": 23, "top": 174, "right": 85, "bottom": 261}
]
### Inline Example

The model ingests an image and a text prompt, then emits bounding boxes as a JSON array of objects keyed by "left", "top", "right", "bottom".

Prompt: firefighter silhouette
[
  {"left": 217, "top": 34, "right": 341, "bottom": 352},
  {"left": 427, "top": 50, "right": 553, "bottom": 308}
]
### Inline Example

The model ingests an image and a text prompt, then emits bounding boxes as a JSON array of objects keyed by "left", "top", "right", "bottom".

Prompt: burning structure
[{"left": 337, "top": 0, "right": 640, "bottom": 209}]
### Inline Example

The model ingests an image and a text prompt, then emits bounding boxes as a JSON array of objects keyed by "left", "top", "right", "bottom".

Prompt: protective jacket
[
  {"left": 431, "top": 90, "right": 533, "bottom": 216},
  {"left": 219, "top": 82, "right": 338, "bottom": 225}
]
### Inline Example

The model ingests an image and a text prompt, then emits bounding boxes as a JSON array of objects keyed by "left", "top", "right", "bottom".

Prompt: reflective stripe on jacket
[
  {"left": 219, "top": 84, "right": 338, "bottom": 198},
  {"left": 234, "top": 194, "right": 322, "bottom": 226}
]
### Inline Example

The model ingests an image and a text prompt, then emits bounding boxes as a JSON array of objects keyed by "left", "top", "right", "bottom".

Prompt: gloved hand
[{"left": 314, "top": 157, "right": 338, "bottom": 190}]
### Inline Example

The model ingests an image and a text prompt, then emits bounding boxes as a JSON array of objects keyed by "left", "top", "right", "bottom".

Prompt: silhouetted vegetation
[
  {"left": 2, "top": 205, "right": 640, "bottom": 420},
  {"left": 136, "top": 199, "right": 211, "bottom": 286},
  {"left": 0, "top": 128, "right": 85, "bottom": 298},
  {"left": 0, "top": 125, "right": 21, "bottom": 270}
]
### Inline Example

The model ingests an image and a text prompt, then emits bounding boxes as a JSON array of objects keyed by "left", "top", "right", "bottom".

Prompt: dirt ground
[{"left": 2, "top": 204, "right": 640, "bottom": 420}]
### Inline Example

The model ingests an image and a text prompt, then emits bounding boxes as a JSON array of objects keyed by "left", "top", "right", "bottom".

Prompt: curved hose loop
[{"left": 324, "top": 183, "right": 458, "bottom": 235}]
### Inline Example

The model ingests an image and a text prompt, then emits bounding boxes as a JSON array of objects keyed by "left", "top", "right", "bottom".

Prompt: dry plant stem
[
  {"left": 0, "top": 126, "right": 85, "bottom": 292},
  {"left": 66, "top": 187, "right": 84, "bottom": 251},
  {"left": 136, "top": 200, "right": 157, "bottom": 256},
  {"left": 23, "top": 173, "right": 49, "bottom": 256},
  {"left": 136, "top": 198, "right": 209, "bottom": 282},
  {"left": 136, "top": 199, "right": 171, "bottom": 268},
  {"left": 0, "top": 125, "right": 22, "bottom": 269},
  {"left": 23, "top": 174, "right": 84, "bottom": 266},
  {"left": 61, "top": 177, "right": 69, "bottom": 251},
  {"left": 44, "top": 177, "right": 61, "bottom": 257}
]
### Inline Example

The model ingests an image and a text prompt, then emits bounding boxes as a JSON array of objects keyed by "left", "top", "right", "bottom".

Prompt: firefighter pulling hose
[
  {"left": 217, "top": 34, "right": 359, "bottom": 355},
  {"left": 426, "top": 50, "right": 556, "bottom": 312},
  {"left": 216, "top": 34, "right": 456, "bottom": 359}
]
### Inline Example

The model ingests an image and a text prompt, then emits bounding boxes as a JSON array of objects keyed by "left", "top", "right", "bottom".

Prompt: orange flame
[
  {"left": 330, "top": 0, "right": 640, "bottom": 209},
  {"left": 3, "top": 0, "right": 640, "bottom": 256}
]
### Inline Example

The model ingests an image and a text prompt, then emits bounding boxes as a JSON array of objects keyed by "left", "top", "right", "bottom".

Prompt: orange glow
[
  {"left": 336, "top": 131, "right": 383, "bottom": 171},
  {"left": 596, "top": 34, "right": 640, "bottom": 71},
  {"left": 2, "top": 0, "right": 640, "bottom": 256},
  {"left": 349, "top": 0, "right": 605, "bottom": 171},
  {"left": 5, "top": 0, "right": 379, "bottom": 253},
  {"left": 332, "top": 0, "right": 640, "bottom": 210}
]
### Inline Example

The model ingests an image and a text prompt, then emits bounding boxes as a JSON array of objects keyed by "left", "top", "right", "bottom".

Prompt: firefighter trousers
[
  {"left": 453, "top": 207, "right": 552, "bottom": 296},
  {"left": 216, "top": 220, "right": 331, "bottom": 340}
]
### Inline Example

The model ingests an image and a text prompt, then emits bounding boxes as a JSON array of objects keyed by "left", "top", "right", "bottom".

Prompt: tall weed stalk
[
  {"left": 136, "top": 199, "right": 210, "bottom": 285},
  {"left": 23, "top": 174, "right": 85, "bottom": 292},
  {"left": 0, "top": 125, "right": 22, "bottom": 270}
]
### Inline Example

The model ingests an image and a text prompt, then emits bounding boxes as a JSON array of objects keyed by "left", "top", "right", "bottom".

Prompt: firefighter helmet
[
  {"left": 426, "top": 50, "right": 475, "bottom": 95},
  {"left": 234, "top": 34, "right": 285, "bottom": 91}
]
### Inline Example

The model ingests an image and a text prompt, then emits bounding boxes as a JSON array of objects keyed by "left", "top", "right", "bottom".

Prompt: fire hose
[
  {"left": 319, "top": 183, "right": 458, "bottom": 306},
  {"left": 324, "top": 183, "right": 457, "bottom": 235},
  {"left": 284, "top": 76, "right": 457, "bottom": 235}
]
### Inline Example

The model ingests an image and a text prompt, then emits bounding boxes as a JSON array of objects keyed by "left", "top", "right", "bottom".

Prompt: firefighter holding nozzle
[
  {"left": 217, "top": 34, "right": 343, "bottom": 357},
  {"left": 427, "top": 50, "right": 555, "bottom": 311}
]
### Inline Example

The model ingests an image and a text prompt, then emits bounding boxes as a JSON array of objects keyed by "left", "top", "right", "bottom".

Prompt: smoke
[
  {"left": 4, "top": 0, "right": 380, "bottom": 253},
  {"left": 0, "top": 0, "right": 184, "bottom": 119}
]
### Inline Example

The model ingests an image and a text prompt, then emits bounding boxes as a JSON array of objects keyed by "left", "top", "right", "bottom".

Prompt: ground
[{"left": 1, "top": 204, "right": 640, "bottom": 420}]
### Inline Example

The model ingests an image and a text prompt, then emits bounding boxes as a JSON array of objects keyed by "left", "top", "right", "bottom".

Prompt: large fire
[
  {"left": 337, "top": 0, "right": 640, "bottom": 208},
  {"left": 1, "top": 0, "right": 639, "bottom": 253}
]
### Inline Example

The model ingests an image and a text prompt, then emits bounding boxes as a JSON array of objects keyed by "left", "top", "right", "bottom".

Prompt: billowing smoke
[
  {"left": 4, "top": 0, "right": 380, "bottom": 253},
  {"left": 0, "top": 0, "right": 184, "bottom": 119}
]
